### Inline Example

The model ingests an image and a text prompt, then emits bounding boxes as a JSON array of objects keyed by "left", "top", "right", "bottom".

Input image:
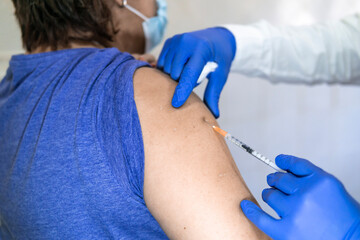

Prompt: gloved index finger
[
  {"left": 203, "top": 65, "right": 228, "bottom": 118},
  {"left": 267, "top": 172, "right": 300, "bottom": 195},
  {"left": 171, "top": 54, "right": 208, "bottom": 108},
  {"left": 275, "top": 155, "right": 318, "bottom": 177}
]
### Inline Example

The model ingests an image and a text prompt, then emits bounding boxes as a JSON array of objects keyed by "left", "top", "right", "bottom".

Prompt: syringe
[{"left": 206, "top": 121, "right": 284, "bottom": 172}]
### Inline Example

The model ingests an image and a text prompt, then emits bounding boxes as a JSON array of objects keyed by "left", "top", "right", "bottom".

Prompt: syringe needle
[
  {"left": 207, "top": 123, "right": 284, "bottom": 172},
  {"left": 203, "top": 118, "right": 228, "bottom": 137}
]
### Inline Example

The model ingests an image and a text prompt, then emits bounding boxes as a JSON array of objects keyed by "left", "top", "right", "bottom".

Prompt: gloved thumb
[
  {"left": 204, "top": 69, "right": 227, "bottom": 119},
  {"left": 240, "top": 200, "right": 278, "bottom": 237}
]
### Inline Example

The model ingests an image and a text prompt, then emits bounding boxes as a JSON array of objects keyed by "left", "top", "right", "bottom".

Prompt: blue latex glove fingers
[
  {"left": 172, "top": 55, "right": 207, "bottom": 108},
  {"left": 262, "top": 188, "right": 289, "bottom": 217},
  {"left": 163, "top": 39, "right": 179, "bottom": 75},
  {"left": 169, "top": 35, "right": 212, "bottom": 82},
  {"left": 157, "top": 38, "right": 172, "bottom": 69},
  {"left": 276, "top": 154, "right": 318, "bottom": 176},
  {"left": 158, "top": 28, "right": 236, "bottom": 116},
  {"left": 242, "top": 155, "right": 360, "bottom": 239},
  {"left": 267, "top": 172, "right": 300, "bottom": 195},
  {"left": 203, "top": 68, "right": 227, "bottom": 118},
  {"left": 240, "top": 200, "right": 279, "bottom": 238},
  {"left": 158, "top": 34, "right": 211, "bottom": 81},
  {"left": 170, "top": 49, "right": 192, "bottom": 81},
  {"left": 157, "top": 35, "right": 178, "bottom": 70},
  {"left": 261, "top": 155, "right": 360, "bottom": 239}
]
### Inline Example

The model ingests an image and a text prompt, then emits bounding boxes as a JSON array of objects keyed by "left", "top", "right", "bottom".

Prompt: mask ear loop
[{"left": 119, "top": 0, "right": 149, "bottom": 21}]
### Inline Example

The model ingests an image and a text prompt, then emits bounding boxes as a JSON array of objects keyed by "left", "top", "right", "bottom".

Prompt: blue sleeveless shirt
[{"left": 0, "top": 48, "right": 168, "bottom": 239}]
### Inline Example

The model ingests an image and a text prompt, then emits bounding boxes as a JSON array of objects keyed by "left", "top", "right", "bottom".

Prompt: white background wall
[
  {"left": 1, "top": 0, "right": 360, "bottom": 217},
  {"left": 0, "top": 1, "right": 22, "bottom": 77}
]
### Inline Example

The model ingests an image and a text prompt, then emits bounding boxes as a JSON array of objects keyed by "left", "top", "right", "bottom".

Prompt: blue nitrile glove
[
  {"left": 157, "top": 27, "right": 236, "bottom": 118},
  {"left": 241, "top": 155, "right": 360, "bottom": 240}
]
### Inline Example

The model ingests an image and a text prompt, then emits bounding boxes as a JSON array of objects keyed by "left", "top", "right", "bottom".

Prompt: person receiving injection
[{"left": 157, "top": 14, "right": 360, "bottom": 240}]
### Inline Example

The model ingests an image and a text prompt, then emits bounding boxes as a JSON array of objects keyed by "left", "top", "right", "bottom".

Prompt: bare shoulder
[
  {"left": 133, "top": 67, "right": 268, "bottom": 240},
  {"left": 133, "top": 66, "right": 206, "bottom": 119}
]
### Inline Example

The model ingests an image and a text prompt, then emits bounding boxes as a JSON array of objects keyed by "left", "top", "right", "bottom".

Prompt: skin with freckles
[{"left": 134, "top": 68, "right": 270, "bottom": 239}]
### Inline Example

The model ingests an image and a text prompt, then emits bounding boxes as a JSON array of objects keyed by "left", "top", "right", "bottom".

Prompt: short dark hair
[{"left": 12, "top": 0, "right": 116, "bottom": 52}]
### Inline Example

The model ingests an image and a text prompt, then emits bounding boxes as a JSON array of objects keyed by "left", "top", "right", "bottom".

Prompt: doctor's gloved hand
[
  {"left": 157, "top": 27, "right": 236, "bottom": 118},
  {"left": 241, "top": 155, "right": 360, "bottom": 240}
]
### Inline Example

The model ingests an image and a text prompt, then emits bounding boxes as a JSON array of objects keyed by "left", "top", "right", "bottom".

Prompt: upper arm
[{"left": 133, "top": 68, "right": 268, "bottom": 239}]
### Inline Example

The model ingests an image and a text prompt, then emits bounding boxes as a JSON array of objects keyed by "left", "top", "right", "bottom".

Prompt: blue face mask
[{"left": 123, "top": 0, "right": 168, "bottom": 52}]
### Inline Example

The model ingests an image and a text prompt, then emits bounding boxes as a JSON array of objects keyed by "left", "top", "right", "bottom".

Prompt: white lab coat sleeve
[{"left": 223, "top": 14, "right": 360, "bottom": 85}]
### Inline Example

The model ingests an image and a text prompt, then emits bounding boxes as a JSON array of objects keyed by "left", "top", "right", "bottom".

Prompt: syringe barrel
[
  {"left": 225, "top": 134, "right": 244, "bottom": 148},
  {"left": 251, "top": 150, "right": 284, "bottom": 172},
  {"left": 225, "top": 134, "right": 284, "bottom": 172}
]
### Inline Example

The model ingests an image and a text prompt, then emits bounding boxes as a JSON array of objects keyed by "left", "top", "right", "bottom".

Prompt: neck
[{"left": 28, "top": 40, "right": 105, "bottom": 54}]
